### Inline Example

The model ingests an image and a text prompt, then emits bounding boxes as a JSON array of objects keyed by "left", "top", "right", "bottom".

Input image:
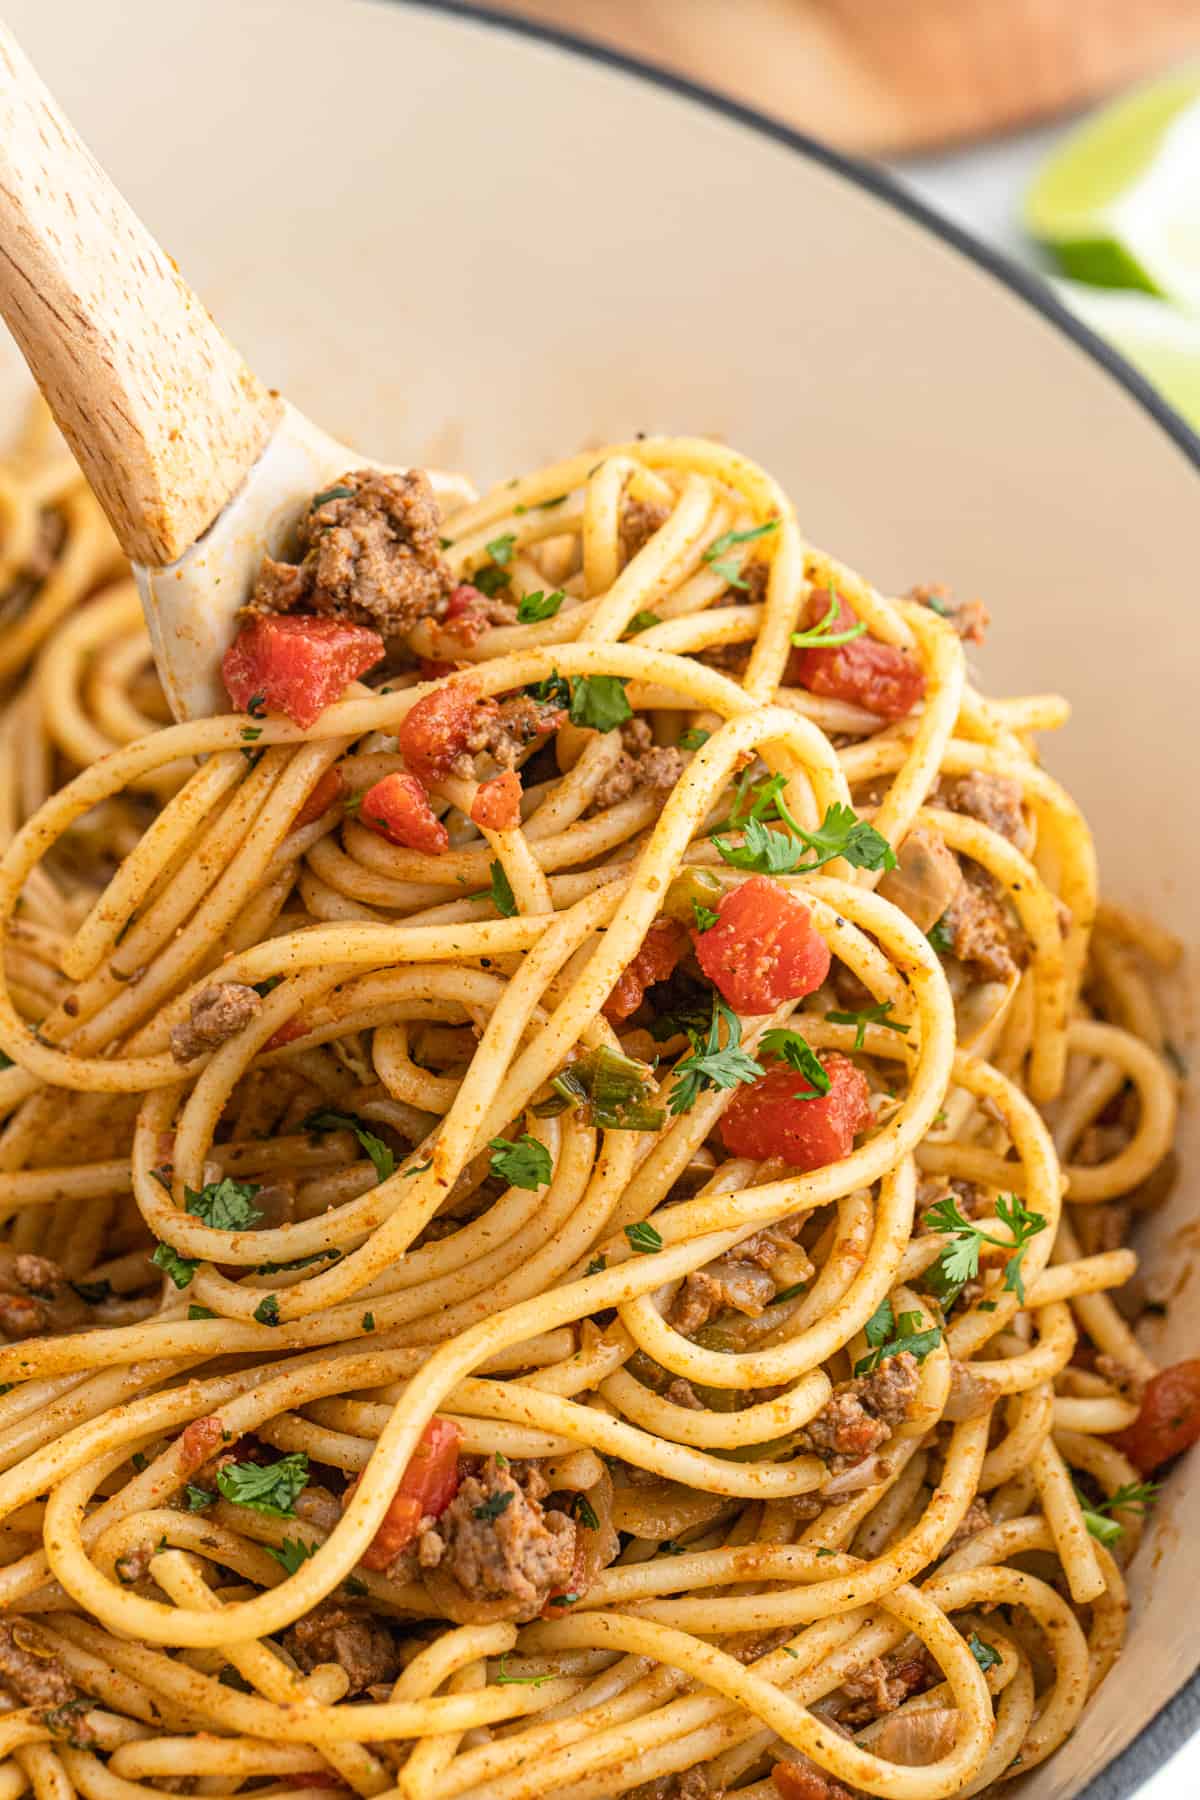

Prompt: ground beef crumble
[
  {"left": 169, "top": 982, "right": 262, "bottom": 1065},
  {"left": 942, "top": 865, "right": 1029, "bottom": 983},
  {"left": 0, "top": 1620, "right": 78, "bottom": 1708},
  {"left": 459, "top": 692, "right": 565, "bottom": 774},
  {"left": 772, "top": 1758, "right": 858, "bottom": 1800},
  {"left": 934, "top": 771, "right": 1030, "bottom": 852},
  {"left": 0, "top": 1251, "right": 90, "bottom": 1341},
  {"left": 248, "top": 469, "right": 453, "bottom": 637},
  {"left": 420, "top": 1456, "right": 575, "bottom": 1622},
  {"left": 282, "top": 1598, "right": 400, "bottom": 1695},
  {"left": 908, "top": 582, "right": 989, "bottom": 644},
  {"left": 620, "top": 498, "right": 671, "bottom": 562},
  {"left": 668, "top": 1221, "right": 814, "bottom": 1337},
  {"left": 797, "top": 1353, "right": 920, "bottom": 1475},
  {"left": 943, "top": 1494, "right": 992, "bottom": 1556},
  {"left": 837, "top": 1647, "right": 936, "bottom": 1726},
  {"left": 591, "top": 719, "right": 684, "bottom": 810}
]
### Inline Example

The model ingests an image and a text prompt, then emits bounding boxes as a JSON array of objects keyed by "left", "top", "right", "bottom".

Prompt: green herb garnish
[
  {"left": 624, "top": 1221, "right": 663, "bottom": 1255},
  {"left": 489, "top": 859, "right": 517, "bottom": 918},
  {"left": 669, "top": 998, "right": 763, "bottom": 1116},
  {"left": 216, "top": 1453, "right": 309, "bottom": 1518},
  {"left": 569, "top": 675, "right": 632, "bottom": 733},
  {"left": 825, "top": 999, "right": 910, "bottom": 1051},
  {"left": 758, "top": 1028, "right": 831, "bottom": 1100},
  {"left": 517, "top": 588, "right": 565, "bottom": 624},
  {"left": 304, "top": 1111, "right": 395, "bottom": 1184},
  {"left": 923, "top": 1193, "right": 1048, "bottom": 1307},
  {"left": 489, "top": 1134, "right": 552, "bottom": 1190}
]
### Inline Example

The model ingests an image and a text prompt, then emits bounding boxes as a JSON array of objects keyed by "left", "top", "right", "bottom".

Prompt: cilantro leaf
[
  {"left": 669, "top": 998, "right": 763, "bottom": 1116},
  {"left": 311, "top": 484, "right": 355, "bottom": 509},
  {"left": 624, "top": 1221, "right": 663, "bottom": 1255},
  {"left": 863, "top": 1296, "right": 895, "bottom": 1349},
  {"left": 1074, "top": 1478, "right": 1159, "bottom": 1546},
  {"left": 969, "top": 1633, "right": 1000, "bottom": 1673},
  {"left": 474, "top": 1489, "right": 513, "bottom": 1521},
  {"left": 691, "top": 899, "right": 719, "bottom": 932},
  {"left": 152, "top": 1241, "right": 197, "bottom": 1290},
  {"left": 679, "top": 728, "right": 710, "bottom": 751},
  {"left": 825, "top": 999, "right": 911, "bottom": 1052},
  {"left": 265, "top": 1536, "right": 318, "bottom": 1574},
  {"left": 625, "top": 610, "right": 661, "bottom": 635},
  {"left": 573, "top": 1493, "right": 600, "bottom": 1530},
  {"left": 489, "top": 1134, "right": 552, "bottom": 1190},
  {"left": 489, "top": 859, "right": 517, "bottom": 918},
  {"left": 927, "top": 914, "right": 955, "bottom": 955},
  {"left": 854, "top": 1307, "right": 942, "bottom": 1377},
  {"left": 923, "top": 1192, "right": 1047, "bottom": 1307},
  {"left": 517, "top": 588, "right": 565, "bottom": 624},
  {"left": 528, "top": 670, "right": 571, "bottom": 709},
  {"left": 702, "top": 519, "right": 780, "bottom": 589},
  {"left": 253, "top": 1294, "right": 280, "bottom": 1327},
  {"left": 758, "top": 1028, "right": 831, "bottom": 1099},
  {"left": 184, "top": 1178, "right": 263, "bottom": 1232},
  {"left": 184, "top": 1484, "right": 215, "bottom": 1511},
  {"left": 216, "top": 1453, "right": 309, "bottom": 1518},
  {"left": 304, "top": 1110, "right": 395, "bottom": 1184},
  {"left": 568, "top": 675, "right": 632, "bottom": 733},
  {"left": 485, "top": 533, "right": 516, "bottom": 566},
  {"left": 714, "top": 800, "right": 895, "bottom": 878}
]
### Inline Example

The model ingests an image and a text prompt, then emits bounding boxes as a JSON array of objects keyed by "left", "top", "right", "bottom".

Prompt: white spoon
[{"left": 0, "top": 25, "right": 473, "bottom": 721}]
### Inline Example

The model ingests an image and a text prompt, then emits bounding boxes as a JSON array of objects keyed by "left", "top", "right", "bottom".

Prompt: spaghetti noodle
[{"left": 0, "top": 411, "right": 1185, "bottom": 1800}]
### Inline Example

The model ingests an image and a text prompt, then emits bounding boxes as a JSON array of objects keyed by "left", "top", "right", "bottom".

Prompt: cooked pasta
[{"left": 0, "top": 411, "right": 1186, "bottom": 1800}]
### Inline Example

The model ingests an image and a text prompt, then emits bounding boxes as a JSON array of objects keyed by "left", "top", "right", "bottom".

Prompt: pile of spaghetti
[{"left": 0, "top": 412, "right": 1187, "bottom": 1800}]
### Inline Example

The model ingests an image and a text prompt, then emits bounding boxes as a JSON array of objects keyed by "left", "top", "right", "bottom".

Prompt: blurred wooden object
[{"left": 486, "top": 0, "right": 1200, "bottom": 154}]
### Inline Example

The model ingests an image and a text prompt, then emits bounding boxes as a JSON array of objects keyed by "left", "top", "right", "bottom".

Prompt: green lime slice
[
  {"left": 1026, "top": 72, "right": 1200, "bottom": 309},
  {"left": 1053, "top": 279, "right": 1200, "bottom": 429}
]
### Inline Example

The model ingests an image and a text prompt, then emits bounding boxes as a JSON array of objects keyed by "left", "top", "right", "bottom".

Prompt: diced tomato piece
[
  {"left": 720, "top": 1052, "right": 871, "bottom": 1168},
  {"left": 397, "top": 676, "right": 493, "bottom": 783},
  {"left": 265, "top": 1014, "right": 308, "bottom": 1051},
  {"left": 693, "top": 876, "right": 830, "bottom": 1015},
  {"left": 295, "top": 767, "right": 346, "bottom": 827},
  {"left": 179, "top": 1416, "right": 226, "bottom": 1475},
  {"left": 222, "top": 615, "right": 384, "bottom": 729},
  {"left": 440, "top": 582, "right": 497, "bottom": 645},
  {"left": 360, "top": 772, "right": 449, "bottom": 854},
  {"left": 419, "top": 658, "right": 467, "bottom": 681},
  {"left": 1111, "top": 1360, "right": 1200, "bottom": 1474},
  {"left": 604, "top": 918, "right": 689, "bottom": 1022},
  {"left": 350, "top": 1417, "right": 462, "bottom": 1570},
  {"left": 470, "top": 770, "right": 522, "bottom": 832},
  {"left": 785, "top": 591, "right": 925, "bottom": 720}
]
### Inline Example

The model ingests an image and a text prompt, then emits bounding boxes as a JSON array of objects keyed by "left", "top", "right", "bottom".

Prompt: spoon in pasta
[{"left": 0, "top": 24, "right": 473, "bottom": 721}]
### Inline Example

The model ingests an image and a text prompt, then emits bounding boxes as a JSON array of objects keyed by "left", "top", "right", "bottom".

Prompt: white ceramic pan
[{"left": 1, "top": 2, "right": 1197, "bottom": 1791}]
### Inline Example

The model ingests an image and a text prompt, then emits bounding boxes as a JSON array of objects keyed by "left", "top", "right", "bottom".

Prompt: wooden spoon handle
[{"left": 0, "top": 25, "right": 281, "bottom": 566}]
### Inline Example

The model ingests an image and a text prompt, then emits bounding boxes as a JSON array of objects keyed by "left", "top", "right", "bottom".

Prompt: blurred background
[{"left": 462, "top": 0, "right": 1200, "bottom": 430}]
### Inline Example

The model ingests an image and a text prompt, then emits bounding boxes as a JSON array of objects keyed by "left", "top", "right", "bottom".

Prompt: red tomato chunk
[
  {"left": 692, "top": 876, "right": 830, "bottom": 1015},
  {"left": 360, "top": 773, "right": 449, "bottom": 854},
  {"left": 604, "top": 918, "right": 689, "bottom": 1022},
  {"left": 785, "top": 591, "right": 925, "bottom": 721},
  {"left": 265, "top": 1014, "right": 308, "bottom": 1052},
  {"left": 1112, "top": 1359, "right": 1200, "bottom": 1474},
  {"left": 398, "top": 677, "right": 490, "bottom": 784},
  {"left": 222, "top": 615, "right": 384, "bottom": 729},
  {"left": 470, "top": 770, "right": 522, "bottom": 832},
  {"left": 295, "top": 767, "right": 346, "bottom": 828},
  {"left": 720, "top": 1052, "right": 871, "bottom": 1169},
  {"left": 352, "top": 1416, "right": 462, "bottom": 1570},
  {"left": 179, "top": 1416, "right": 226, "bottom": 1474}
]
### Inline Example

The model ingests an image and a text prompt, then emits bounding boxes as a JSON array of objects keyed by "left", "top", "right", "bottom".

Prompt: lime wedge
[
  {"left": 1053, "top": 279, "right": 1200, "bottom": 430},
  {"left": 1026, "top": 72, "right": 1200, "bottom": 310}
]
